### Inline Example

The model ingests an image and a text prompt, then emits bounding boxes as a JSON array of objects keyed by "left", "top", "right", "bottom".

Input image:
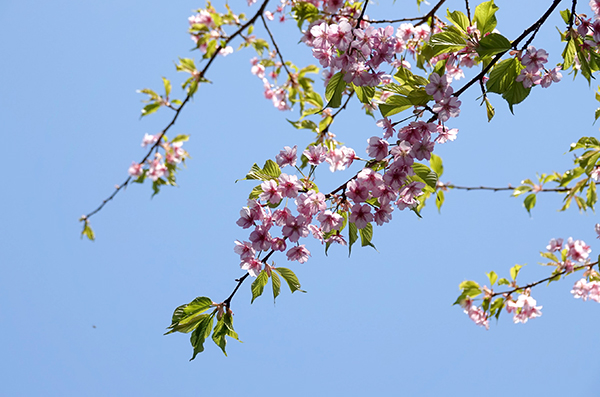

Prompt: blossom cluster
[
  {"left": 188, "top": 7, "right": 236, "bottom": 57},
  {"left": 516, "top": 46, "right": 562, "bottom": 88},
  {"left": 250, "top": 55, "right": 290, "bottom": 111},
  {"left": 505, "top": 291, "right": 543, "bottom": 324},
  {"left": 128, "top": 133, "right": 188, "bottom": 182}
]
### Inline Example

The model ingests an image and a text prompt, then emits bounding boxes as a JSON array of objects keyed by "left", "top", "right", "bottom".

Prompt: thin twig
[
  {"left": 465, "top": 0, "right": 472, "bottom": 22},
  {"left": 83, "top": 0, "right": 271, "bottom": 224},
  {"left": 260, "top": 14, "right": 293, "bottom": 77},
  {"left": 491, "top": 262, "right": 597, "bottom": 298}
]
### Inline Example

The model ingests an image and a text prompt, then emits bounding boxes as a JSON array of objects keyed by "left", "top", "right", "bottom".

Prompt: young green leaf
[
  {"left": 251, "top": 270, "right": 269, "bottom": 303},
  {"left": 359, "top": 222, "right": 376, "bottom": 249},
  {"left": 189, "top": 313, "right": 215, "bottom": 360},
  {"left": 275, "top": 267, "right": 305, "bottom": 293},
  {"left": 473, "top": 0, "right": 499, "bottom": 35},
  {"left": 325, "top": 71, "right": 346, "bottom": 108},
  {"left": 272, "top": 270, "right": 281, "bottom": 301},
  {"left": 348, "top": 222, "right": 358, "bottom": 256}
]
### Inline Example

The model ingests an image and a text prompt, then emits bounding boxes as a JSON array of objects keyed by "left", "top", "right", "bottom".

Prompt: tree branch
[{"left": 82, "top": 0, "right": 271, "bottom": 225}]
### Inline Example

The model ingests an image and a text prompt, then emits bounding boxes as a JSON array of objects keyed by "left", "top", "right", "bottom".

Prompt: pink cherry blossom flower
[
  {"left": 540, "top": 66, "right": 562, "bottom": 88},
  {"left": 566, "top": 237, "right": 591, "bottom": 262},
  {"left": 397, "top": 181, "right": 425, "bottom": 208},
  {"left": 264, "top": 10, "right": 274, "bottom": 20},
  {"left": 249, "top": 225, "right": 273, "bottom": 251},
  {"left": 128, "top": 162, "right": 143, "bottom": 177},
  {"left": 591, "top": 166, "right": 600, "bottom": 181},
  {"left": 141, "top": 133, "right": 159, "bottom": 147},
  {"left": 366, "top": 136, "right": 389, "bottom": 161},
  {"left": 272, "top": 207, "right": 293, "bottom": 226},
  {"left": 303, "top": 145, "right": 328, "bottom": 165},
  {"left": 461, "top": 299, "right": 490, "bottom": 330},
  {"left": 282, "top": 215, "right": 309, "bottom": 242},
  {"left": 147, "top": 155, "right": 167, "bottom": 181},
  {"left": 308, "top": 224, "right": 324, "bottom": 242},
  {"left": 296, "top": 190, "right": 326, "bottom": 217},
  {"left": 374, "top": 204, "right": 394, "bottom": 226},
  {"left": 546, "top": 238, "right": 563, "bottom": 252},
  {"left": 436, "top": 125, "right": 458, "bottom": 144},
  {"left": 349, "top": 203, "right": 374, "bottom": 229},
  {"left": 241, "top": 258, "right": 262, "bottom": 277},
  {"left": 376, "top": 118, "right": 395, "bottom": 139},
  {"left": 425, "top": 73, "right": 453, "bottom": 101},
  {"left": 317, "top": 210, "right": 344, "bottom": 233},
  {"left": 521, "top": 46, "right": 548, "bottom": 72},
  {"left": 412, "top": 138, "right": 435, "bottom": 161},
  {"left": 271, "top": 237, "right": 287, "bottom": 252},
  {"left": 572, "top": 278, "right": 600, "bottom": 302},
  {"left": 286, "top": 245, "right": 311, "bottom": 263},
  {"left": 516, "top": 68, "right": 542, "bottom": 88},
  {"left": 595, "top": 223, "right": 600, "bottom": 239},
  {"left": 326, "top": 232, "right": 347, "bottom": 245},
  {"left": 346, "top": 179, "right": 370, "bottom": 203},
  {"left": 276, "top": 145, "right": 297, "bottom": 168},
  {"left": 505, "top": 293, "right": 543, "bottom": 323},
  {"left": 278, "top": 173, "right": 302, "bottom": 198},
  {"left": 234, "top": 240, "right": 256, "bottom": 261},
  {"left": 259, "top": 179, "right": 282, "bottom": 204},
  {"left": 432, "top": 97, "right": 461, "bottom": 122},
  {"left": 357, "top": 168, "right": 384, "bottom": 190}
]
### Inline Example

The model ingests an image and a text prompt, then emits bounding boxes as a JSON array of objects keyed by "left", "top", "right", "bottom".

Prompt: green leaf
[
  {"left": 348, "top": 222, "right": 358, "bottom": 256},
  {"left": 484, "top": 97, "right": 495, "bottom": 121},
  {"left": 486, "top": 58, "right": 519, "bottom": 94},
  {"left": 189, "top": 313, "right": 215, "bottom": 360},
  {"left": 353, "top": 84, "right": 375, "bottom": 104},
  {"left": 562, "top": 38, "right": 576, "bottom": 70},
  {"left": 497, "top": 278, "right": 510, "bottom": 286},
  {"left": 540, "top": 251, "right": 559, "bottom": 263},
  {"left": 473, "top": 0, "right": 499, "bottom": 35},
  {"left": 587, "top": 181, "right": 597, "bottom": 209},
  {"left": 430, "top": 154, "right": 443, "bottom": 177},
  {"left": 502, "top": 79, "right": 531, "bottom": 113},
  {"left": 459, "top": 280, "right": 480, "bottom": 290},
  {"left": 476, "top": 33, "right": 511, "bottom": 58},
  {"left": 275, "top": 267, "right": 305, "bottom": 293},
  {"left": 510, "top": 264, "right": 523, "bottom": 281},
  {"left": 166, "top": 297, "right": 214, "bottom": 334},
  {"left": 211, "top": 312, "right": 240, "bottom": 356},
  {"left": 428, "top": 29, "right": 467, "bottom": 57},
  {"left": 412, "top": 163, "right": 438, "bottom": 189},
  {"left": 490, "top": 297, "right": 504, "bottom": 318},
  {"left": 162, "top": 77, "right": 171, "bottom": 97},
  {"left": 446, "top": 9, "right": 470, "bottom": 32},
  {"left": 272, "top": 270, "right": 281, "bottom": 301},
  {"left": 379, "top": 95, "right": 413, "bottom": 117},
  {"left": 560, "top": 9, "right": 571, "bottom": 24},
  {"left": 524, "top": 193, "right": 536, "bottom": 214},
  {"left": 141, "top": 102, "right": 161, "bottom": 117},
  {"left": 435, "top": 189, "right": 445, "bottom": 213},
  {"left": 242, "top": 160, "right": 282, "bottom": 181},
  {"left": 359, "top": 222, "right": 376, "bottom": 250},
  {"left": 304, "top": 91, "right": 323, "bottom": 108},
  {"left": 171, "top": 134, "right": 190, "bottom": 143},
  {"left": 81, "top": 221, "right": 95, "bottom": 241},
  {"left": 291, "top": 1, "right": 319, "bottom": 28},
  {"left": 325, "top": 71, "right": 346, "bottom": 108},
  {"left": 407, "top": 88, "right": 431, "bottom": 106},
  {"left": 251, "top": 270, "right": 269, "bottom": 303},
  {"left": 486, "top": 271, "right": 498, "bottom": 286}
]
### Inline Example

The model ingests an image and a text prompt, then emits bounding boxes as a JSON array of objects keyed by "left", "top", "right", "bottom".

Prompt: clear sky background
[{"left": 1, "top": 0, "right": 599, "bottom": 395}]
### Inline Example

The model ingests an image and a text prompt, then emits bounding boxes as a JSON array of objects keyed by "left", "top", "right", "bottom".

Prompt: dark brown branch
[
  {"left": 82, "top": 0, "right": 271, "bottom": 225},
  {"left": 568, "top": 0, "right": 578, "bottom": 31},
  {"left": 491, "top": 262, "right": 597, "bottom": 298},
  {"left": 260, "top": 14, "right": 293, "bottom": 77},
  {"left": 366, "top": 0, "right": 446, "bottom": 25},
  {"left": 465, "top": 0, "right": 472, "bottom": 22}
]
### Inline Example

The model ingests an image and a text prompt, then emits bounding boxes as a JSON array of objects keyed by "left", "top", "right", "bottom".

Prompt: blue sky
[{"left": 1, "top": 0, "right": 599, "bottom": 395}]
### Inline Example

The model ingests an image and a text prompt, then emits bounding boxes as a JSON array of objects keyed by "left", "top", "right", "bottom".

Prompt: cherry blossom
[
  {"left": 505, "top": 293, "right": 543, "bottom": 323},
  {"left": 128, "top": 162, "right": 143, "bottom": 177},
  {"left": 571, "top": 278, "right": 600, "bottom": 302},
  {"left": 276, "top": 145, "right": 297, "bottom": 168},
  {"left": 286, "top": 245, "right": 311, "bottom": 263}
]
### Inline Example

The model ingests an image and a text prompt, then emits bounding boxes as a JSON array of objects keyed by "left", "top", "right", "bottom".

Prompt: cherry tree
[{"left": 81, "top": 0, "right": 600, "bottom": 359}]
